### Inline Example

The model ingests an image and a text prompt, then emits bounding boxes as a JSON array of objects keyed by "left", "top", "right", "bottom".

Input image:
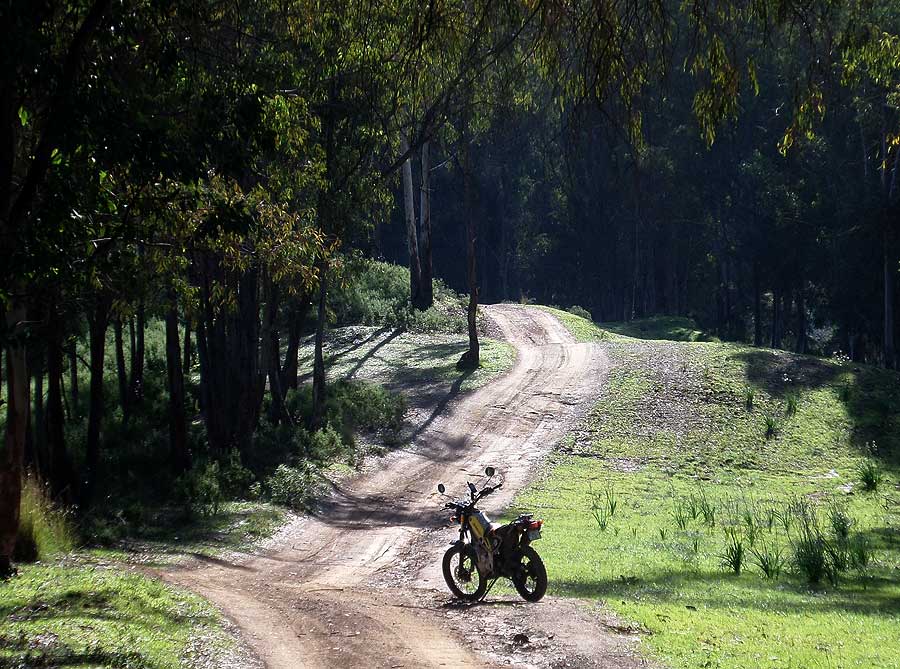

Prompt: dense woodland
[{"left": 1, "top": 0, "right": 899, "bottom": 575}]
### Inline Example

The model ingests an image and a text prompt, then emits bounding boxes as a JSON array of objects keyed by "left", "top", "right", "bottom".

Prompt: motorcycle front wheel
[
  {"left": 512, "top": 545, "right": 547, "bottom": 602},
  {"left": 442, "top": 544, "right": 487, "bottom": 601}
]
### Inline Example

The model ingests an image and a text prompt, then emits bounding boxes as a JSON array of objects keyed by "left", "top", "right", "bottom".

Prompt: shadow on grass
[
  {"left": 343, "top": 328, "right": 403, "bottom": 379},
  {"left": 552, "top": 566, "right": 900, "bottom": 617},
  {"left": 732, "top": 349, "right": 900, "bottom": 464},
  {"left": 600, "top": 317, "right": 718, "bottom": 342},
  {"left": 0, "top": 636, "right": 155, "bottom": 669}
]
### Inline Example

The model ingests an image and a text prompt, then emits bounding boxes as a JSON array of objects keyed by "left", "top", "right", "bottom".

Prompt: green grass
[
  {"left": 602, "top": 316, "right": 718, "bottom": 342},
  {"left": 0, "top": 563, "right": 231, "bottom": 668},
  {"left": 536, "top": 306, "right": 624, "bottom": 343},
  {"left": 511, "top": 336, "right": 900, "bottom": 669},
  {"left": 599, "top": 316, "right": 719, "bottom": 342}
]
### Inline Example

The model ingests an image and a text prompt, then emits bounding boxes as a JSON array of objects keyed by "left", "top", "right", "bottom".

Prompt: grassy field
[
  {"left": 0, "top": 562, "right": 235, "bottom": 668},
  {"left": 511, "top": 310, "right": 900, "bottom": 669}
]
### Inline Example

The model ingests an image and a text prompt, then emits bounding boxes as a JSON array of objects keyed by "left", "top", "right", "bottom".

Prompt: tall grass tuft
[
  {"left": 744, "top": 387, "right": 755, "bottom": 411},
  {"left": 720, "top": 528, "right": 745, "bottom": 575},
  {"left": 14, "top": 474, "right": 76, "bottom": 562},
  {"left": 856, "top": 459, "right": 882, "bottom": 492},
  {"left": 785, "top": 393, "right": 799, "bottom": 416},
  {"left": 764, "top": 414, "right": 779, "bottom": 439},
  {"left": 750, "top": 541, "right": 784, "bottom": 579}
]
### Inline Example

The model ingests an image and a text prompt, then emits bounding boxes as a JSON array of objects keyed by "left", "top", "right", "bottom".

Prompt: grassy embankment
[{"left": 513, "top": 310, "right": 900, "bottom": 669}]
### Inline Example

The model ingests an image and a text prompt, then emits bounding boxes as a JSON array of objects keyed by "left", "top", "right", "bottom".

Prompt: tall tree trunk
[
  {"left": 400, "top": 132, "right": 424, "bottom": 310},
  {"left": 771, "top": 287, "right": 781, "bottom": 349},
  {"left": 82, "top": 298, "right": 110, "bottom": 508},
  {"left": 129, "top": 300, "right": 145, "bottom": 408},
  {"left": 68, "top": 344, "right": 79, "bottom": 416},
  {"left": 30, "top": 347, "right": 44, "bottom": 475},
  {"left": 183, "top": 315, "right": 192, "bottom": 378},
  {"left": 113, "top": 317, "right": 128, "bottom": 423},
  {"left": 753, "top": 262, "right": 762, "bottom": 347},
  {"left": 885, "top": 226, "right": 896, "bottom": 369},
  {"left": 262, "top": 273, "right": 286, "bottom": 424},
  {"left": 46, "top": 322, "right": 70, "bottom": 500},
  {"left": 419, "top": 140, "right": 434, "bottom": 308},
  {"left": 165, "top": 290, "right": 189, "bottom": 474},
  {"left": 280, "top": 294, "right": 311, "bottom": 392},
  {"left": 796, "top": 281, "right": 807, "bottom": 354},
  {"left": 0, "top": 301, "right": 27, "bottom": 576},
  {"left": 311, "top": 261, "right": 329, "bottom": 429},
  {"left": 458, "top": 135, "right": 479, "bottom": 370}
]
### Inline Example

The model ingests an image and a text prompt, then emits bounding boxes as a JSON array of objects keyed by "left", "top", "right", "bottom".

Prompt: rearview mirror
[
  {"left": 485, "top": 466, "right": 495, "bottom": 478},
  {"left": 437, "top": 483, "right": 445, "bottom": 494}
]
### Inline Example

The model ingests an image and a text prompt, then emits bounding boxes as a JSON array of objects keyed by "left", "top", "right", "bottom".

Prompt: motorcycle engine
[{"left": 474, "top": 541, "right": 494, "bottom": 576}]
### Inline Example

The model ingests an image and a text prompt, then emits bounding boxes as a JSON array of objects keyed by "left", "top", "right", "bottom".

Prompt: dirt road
[{"left": 165, "top": 305, "right": 651, "bottom": 668}]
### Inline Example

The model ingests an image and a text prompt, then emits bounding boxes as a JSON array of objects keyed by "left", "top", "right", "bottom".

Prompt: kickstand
[{"left": 479, "top": 577, "right": 499, "bottom": 602}]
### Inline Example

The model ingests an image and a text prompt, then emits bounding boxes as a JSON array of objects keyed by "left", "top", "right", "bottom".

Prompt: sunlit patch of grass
[
  {"left": 0, "top": 563, "right": 231, "bottom": 668},
  {"left": 510, "top": 338, "right": 900, "bottom": 669},
  {"left": 298, "top": 326, "right": 516, "bottom": 395},
  {"left": 536, "top": 306, "right": 625, "bottom": 342}
]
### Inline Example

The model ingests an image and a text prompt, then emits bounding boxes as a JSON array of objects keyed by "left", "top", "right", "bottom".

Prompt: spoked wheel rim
[
  {"left": 517, "top": 554, "right": 540, "bottom": 594},
  {"left": 448, "top": 549, "right": 482, "bottom": 597},
  {"left": 512, "top": 546, "right": 547, "bottom": 602}
]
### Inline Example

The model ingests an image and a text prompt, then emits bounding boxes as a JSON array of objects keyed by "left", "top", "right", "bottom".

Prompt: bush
[
  {"left": 329, "top": 257, "right": 470, "bottom": 333},
  {"left": 265, "top": 464, "right": 321, "bottom": 510},
  {"left": 567, "top": 305, "right": 593, "bottom": 321},
  {"left": 282, "top": 380, "right": 406, "bottom": 455},
  {"left": 856, "top": 459, "right": 883, "bottom": 492},
  {"left": 14, "top": 475, "right": 76, "bottom": 562},
  {"left": 174, "top": 461, "right": 225, "bottom": 517}
]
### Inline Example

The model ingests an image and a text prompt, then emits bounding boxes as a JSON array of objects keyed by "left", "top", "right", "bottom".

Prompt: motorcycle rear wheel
[
  {"left": 442, "top": 545, "right": 487, "bottom": 601},
  {"left": 512, "top": 545, "right": 547, "bottom": 602}
]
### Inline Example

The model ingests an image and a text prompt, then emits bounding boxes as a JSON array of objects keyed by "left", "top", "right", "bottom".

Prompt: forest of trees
[{"left": 1, "top": 0, "right": 898, "bottom": 575}]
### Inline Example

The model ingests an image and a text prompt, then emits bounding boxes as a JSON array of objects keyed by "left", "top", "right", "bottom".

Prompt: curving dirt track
[{"left": 164, "top": 305, "right": 651, "bottom": 669}]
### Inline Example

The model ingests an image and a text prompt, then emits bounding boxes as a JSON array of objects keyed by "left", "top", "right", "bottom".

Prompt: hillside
[{"left": 514, "top": 311, "right": 900, "bottom": 669}]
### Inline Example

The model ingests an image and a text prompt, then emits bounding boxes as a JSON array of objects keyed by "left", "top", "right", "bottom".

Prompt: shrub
[
  {"left": 764, "top": 414, "right": 779, "bottom": 439},
  {"left": 175, "top": 461, "right": 224, "bottom": 517},
  {"left": 785, "top": 393, "right": 799, "bottom": 417},
  {"left": 720, "top": 528, "right": 745, "bottom": 575},
  {"left": 14, "top": 475, "right": 76, "bottom": 562},
  {"left": 848, "top": 533, "right": 872, "bottom": 570},
  {"left": 744, "top": 387, "right": 755, "bottom": 411},
  {"left": 750, "top": 541, "right": 784, "bottom": 579},
  {"left": 265, "top": 464, "right": 321, "bottom": 510},
  {"left": 567, "top": 305, "right": 593, "bottom": 321},
  {"left": 856, "top": 459, "right": 883, "bottom": 492},
  {"left": 793, "top": 528, "right": 830, "bottom": 585}
]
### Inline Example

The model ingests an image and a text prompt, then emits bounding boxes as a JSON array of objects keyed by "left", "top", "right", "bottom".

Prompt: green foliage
[
  {"left": 175, "top": 461, "right": 225, "bottom": 518},
  {"left": 330, "top": 258, "right": 468, "bottom": 333},
  {"left": 744, "top": 386, "right": 755, "bottom": 411},
  {"left": 13, "top": 476, "right": 76, "bottom": 563},
  {"left": 264, "top": 464, "right": 322, "bottom": 511},
  {"left": 567, "top": 305, "right": 593, "bottom": 321}
]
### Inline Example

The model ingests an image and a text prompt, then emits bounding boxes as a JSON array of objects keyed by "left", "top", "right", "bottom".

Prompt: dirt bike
[{"left": 437, "top": 467, "right": 547, "bottom": 602}]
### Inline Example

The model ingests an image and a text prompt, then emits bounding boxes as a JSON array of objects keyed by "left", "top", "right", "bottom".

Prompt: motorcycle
[{"left": 436, "top": 466, "right": 547, "bottom": 602}]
